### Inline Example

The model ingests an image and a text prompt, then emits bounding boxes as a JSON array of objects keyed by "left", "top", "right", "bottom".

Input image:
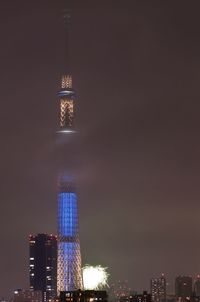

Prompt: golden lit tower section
[{"left": 57, "top": 74, "right": 75, "bottom": 132}]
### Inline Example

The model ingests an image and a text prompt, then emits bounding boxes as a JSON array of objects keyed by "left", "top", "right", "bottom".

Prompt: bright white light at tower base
[{"left": 82, "top": 265, "right": 109, "bottom": 290}]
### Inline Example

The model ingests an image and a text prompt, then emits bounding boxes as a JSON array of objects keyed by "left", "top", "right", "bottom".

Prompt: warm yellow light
[
  {"left": 60, "top": 99, "right": 74, "bottom": 127},
  {"left": 62, "top": 75, "right": 72, "bottom": 89}
]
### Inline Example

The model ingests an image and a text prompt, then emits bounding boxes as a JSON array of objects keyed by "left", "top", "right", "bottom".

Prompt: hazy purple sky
[{"left": 1, "top": 0, "right": 200, "bottom": 298}]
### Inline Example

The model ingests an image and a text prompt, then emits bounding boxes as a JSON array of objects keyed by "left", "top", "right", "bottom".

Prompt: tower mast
[
  {"left": 57, "top": 4, "right": 75, "bottom": 133},
  {"left": 63, "top": 7, "right": 71, "bottom": 74},
  {"left": 57, "top": 2, "right": 83, "bottom": 294}
]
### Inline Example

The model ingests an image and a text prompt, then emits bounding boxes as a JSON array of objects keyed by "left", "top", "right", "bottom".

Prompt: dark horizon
[{"left": 1, "top": 0, "right": 200, "bottom": 298}]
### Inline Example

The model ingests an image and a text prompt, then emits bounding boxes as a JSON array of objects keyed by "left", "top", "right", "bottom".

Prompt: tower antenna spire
[{"left": 62, "top": 2, "right": 72, "bottom": 75}]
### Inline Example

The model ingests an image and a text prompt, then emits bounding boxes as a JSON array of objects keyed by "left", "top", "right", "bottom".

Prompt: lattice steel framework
[
  {"left": 57, "top": 75, "right": 75, "bottom": 131},
  {"left": 57, "top": 183, "right": 83, "bottom": 292}
]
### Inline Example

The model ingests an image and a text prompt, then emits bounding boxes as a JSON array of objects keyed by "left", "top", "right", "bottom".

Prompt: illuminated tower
[{"left": 56, "top": 8, "right": 83, "bottom": 293}]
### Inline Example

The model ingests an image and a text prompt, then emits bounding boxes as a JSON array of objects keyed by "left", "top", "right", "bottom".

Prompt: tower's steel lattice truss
[
  {"left": 58, "top": 75, "right": 75, "bottom": 130},
  {"left": 57, "top": 76, "right": 83, "bottom": 292},
  {"left": 57, "top": 183, "right": 83, "bottom": 292}
]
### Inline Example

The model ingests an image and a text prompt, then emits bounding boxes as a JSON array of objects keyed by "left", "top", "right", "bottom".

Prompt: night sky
[{"left": 1, "top": 0, "right": 200, "bottom": 298}]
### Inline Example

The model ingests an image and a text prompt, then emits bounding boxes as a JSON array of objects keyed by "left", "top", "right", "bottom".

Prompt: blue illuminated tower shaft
[
  {"left": 57, "top": 75, "right": 83, "bottom": 292},
  {"left": 57, "top": 184, "right": 83, "bottom": 291}
]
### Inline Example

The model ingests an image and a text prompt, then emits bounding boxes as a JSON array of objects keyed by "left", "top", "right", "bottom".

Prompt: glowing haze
[{"left": 82, "top": 265, "right": 109, "bottom": 290}]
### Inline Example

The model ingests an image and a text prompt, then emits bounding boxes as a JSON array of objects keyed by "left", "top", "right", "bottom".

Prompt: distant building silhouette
[
  {"left": 151, "top": 274, "right": 166, "bottom": 302},
  {"left": 194, "top": 276, "right": 200, "bottom": 297},
  {"left": 110, "top": 280, "right": 131, "bottom": 302},
  {"left": 175, "top": 276, "right": 192, "bottom": 302},
  {"left": 166, "top": 294, "right": 176, "bottom": 302},
  {"left": 130, "top": 291, "right": 151, "bottom": 302},
  {"left": 29, "top": 234, "right": 57, "bottom": 301},
  {"left": 13, "top": 289, "right": 42, "bottom": 302},
  {"left": 60, "top": 290, "right": 108, "bottom": 302}
]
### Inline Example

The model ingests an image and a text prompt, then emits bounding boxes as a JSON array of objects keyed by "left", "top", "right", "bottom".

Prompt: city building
[
  {"left": 194, "top": 276, "right": 200, "bottom": 297},
  {"left": 175, "top": 276, "right": 192, "bottom": 301},
  {"left": 56, "top": 8, "right": 83, "bottom": 293},
  {"left": 150, "top": 274, "right": 166, "bottom": 302},
  {"left": 166, "top": 294, "right": 176, "bottom": 302},
  {"left": 14, "top": 289, "right": 43, "bottom": 302},
  {"left": 110, "top": 280, "right": 131, "bottom": 302},
  {"left": 60, "top": 290, "right": 108, "bottom": 302},
  {"left": 130, "top": 292, "right": 151, "bottom": 302},
  {"left": 29, "top": 234, "right": 57, "bottom": 301}
]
